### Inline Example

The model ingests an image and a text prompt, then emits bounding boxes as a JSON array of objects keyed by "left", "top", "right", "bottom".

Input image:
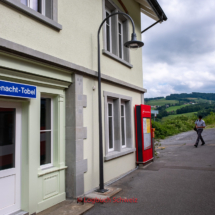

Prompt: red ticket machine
[{"left": 135, "top": 104, "right": 153, "bottom": 164}]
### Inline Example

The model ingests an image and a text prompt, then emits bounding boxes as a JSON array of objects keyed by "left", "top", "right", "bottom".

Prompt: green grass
[
  {"left": 162, "top": 112, "right": 197, "bottom": 121},
  {"left": 146, "top": 98, "right": 179, "bottom": 106},
  {"left": 166, "top": 104, "right": 190, "bottom": 112}
]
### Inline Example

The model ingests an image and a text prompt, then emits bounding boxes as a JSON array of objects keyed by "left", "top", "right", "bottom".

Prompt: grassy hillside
[
  {"left": 146, "top": 95, "right": 214, "bottom": 121},
  {"left": 166, "top": 104, "right": 189, "bottom": 112},
  {"left": 188, "top": 98, "right": 212, "bottom": 103},
  {"left": 162, "top": 112, "right": 197, "bottom": 121},
  {"left": 146, "top": 98, "right": 179, "bottom": 106}
]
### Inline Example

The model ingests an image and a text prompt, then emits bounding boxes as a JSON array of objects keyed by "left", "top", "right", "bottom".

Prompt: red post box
[{"left": 135, "top": 104, "right": 153, "bottom": 164}]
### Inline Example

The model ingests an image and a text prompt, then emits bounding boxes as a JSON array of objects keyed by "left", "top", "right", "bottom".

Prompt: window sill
[
  {"left": 2, "top": 0, "right": 62, "bottom": 31},
  {"left": 104, "top": 148, "right": 136, "bottom": 161},
  {"left": 102, "top": 49, "right": 133, "bottom": 68},
  {"left": 38, "top": 166, "right": 67, "bottom": 177}
]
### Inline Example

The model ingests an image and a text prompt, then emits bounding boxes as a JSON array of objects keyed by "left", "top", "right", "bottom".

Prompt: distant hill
[
  {"left": 166, "top": 92, "right": 215, "bottom": 101},
  {"left": 145, "top": 92, "right": 215, "bottom": 121},
  {"left": 145, "top": 92, "right": 215, "bottom": 105}
]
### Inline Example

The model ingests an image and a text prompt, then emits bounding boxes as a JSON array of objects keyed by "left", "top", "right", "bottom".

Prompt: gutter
[{"left": 146, "top": 0, "right": 167, "bottom": 21}]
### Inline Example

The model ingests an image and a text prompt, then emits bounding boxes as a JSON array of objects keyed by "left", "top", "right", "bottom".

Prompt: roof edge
[{"left": 146, "top": 0, "right": 167, "bottom": 21}]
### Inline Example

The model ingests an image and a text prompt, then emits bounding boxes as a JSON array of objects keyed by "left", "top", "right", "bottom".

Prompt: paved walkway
[{"left": 84, "top": 128, "right": 215, "bottom": 215}]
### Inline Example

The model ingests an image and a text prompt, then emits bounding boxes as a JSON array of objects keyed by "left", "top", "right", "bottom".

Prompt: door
[{"left": 0, "top": 102, "right": 21, "bottom": 215}]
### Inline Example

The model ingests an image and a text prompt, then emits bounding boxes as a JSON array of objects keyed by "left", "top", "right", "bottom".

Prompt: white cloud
[{"left": 141, "top": 0, "right": 215, "bottom": 98}]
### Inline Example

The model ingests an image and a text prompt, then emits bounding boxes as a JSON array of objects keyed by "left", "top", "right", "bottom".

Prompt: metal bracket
[{"left": 141, "top": 14, "right": 164, "bottom": 34}]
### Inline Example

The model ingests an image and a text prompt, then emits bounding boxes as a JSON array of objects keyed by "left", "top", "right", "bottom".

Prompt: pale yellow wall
[
  {"left": 0, "top": 0, "right": 143, "bottom": 88},
  {"left": 83, "top": 76, "right": 142, "bottom": 193}
]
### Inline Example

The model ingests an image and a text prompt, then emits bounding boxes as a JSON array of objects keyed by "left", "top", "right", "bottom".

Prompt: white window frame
[
  {"left": 107, "top": 100, "right": 114, "bottom": 152},
  {"left": 105, "top": 9, "right": 112, "bottom": 52},
  {"left": 118, "top": 20, "right": 124, "bottom": 60},
  {"left": 40, "top": 95, "right": 53, "bottom": 170},
  {"left": 121, "top": 102, "right": 126, "bottom": 148},
  {"left": 22, "top": 0, "right": 46, "bottom": 15}
]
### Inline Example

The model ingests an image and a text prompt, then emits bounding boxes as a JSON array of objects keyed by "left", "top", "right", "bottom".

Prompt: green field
[
  {"left": 162, "top": 112, "right": 197, "bottom": 121},
  {"left": 188, "top": 98, "right": 212, "bottom": 103},
  {"left": 146, "top": 98, "right": 179, "bottom": 106},
  {"left": 166, "top": 104, "right": 190, "bottom": 112}
]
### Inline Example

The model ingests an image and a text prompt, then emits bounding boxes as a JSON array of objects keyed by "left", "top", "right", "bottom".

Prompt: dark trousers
[{"left": 195, "top": 129, "right": 205, "bottom": 146}]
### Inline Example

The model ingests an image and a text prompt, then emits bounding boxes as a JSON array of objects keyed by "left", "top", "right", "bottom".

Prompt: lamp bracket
[{"left": 141, "top": 14, "right": 164, "bottom": 34}]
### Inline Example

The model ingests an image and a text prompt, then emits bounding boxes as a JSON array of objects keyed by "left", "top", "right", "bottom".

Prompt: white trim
[
  {"left": 41, "top": 0, "right": 46, "bottom": 16},
  {"left": 24, "top": 0, "right": 45, "bottom": 15},
  {"left": 118, "top": 20, "right": 123, "bottom": 60},
  {"left": 121, "top": 103, "right": 126, "bottom": 148},
  {"left": 29, "top": 0, "right": 37, "bottom": 11},
  {"left": 40, "top": 95, "right": 53, "bottom": 170},
  {"left": 0, "top": 101, "right": 21, "bottom": 214},
  {"left": 105, "top": 9, "right": 112, "bottom": 52},
  {"left": 107, "top": 101, "right": 114, "bottom": 152}
]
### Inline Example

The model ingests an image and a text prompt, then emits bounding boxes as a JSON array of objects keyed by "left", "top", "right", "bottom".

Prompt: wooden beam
[{"left": 118, "top": 0, "right": 129, "bottom": 14}]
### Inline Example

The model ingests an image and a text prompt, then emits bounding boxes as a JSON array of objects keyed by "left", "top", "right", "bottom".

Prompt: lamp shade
[{"left": 124, "top": 33, "right": 144, "bottom": 49}]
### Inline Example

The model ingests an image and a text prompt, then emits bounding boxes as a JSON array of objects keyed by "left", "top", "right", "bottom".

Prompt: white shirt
[{"left": 195, "top": 119, "right": 206, "bottom": 129}]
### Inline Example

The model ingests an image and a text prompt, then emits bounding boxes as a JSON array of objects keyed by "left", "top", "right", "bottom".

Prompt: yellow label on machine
[{"left": 146, "top": 118, "right": 151, "bottom": 133}]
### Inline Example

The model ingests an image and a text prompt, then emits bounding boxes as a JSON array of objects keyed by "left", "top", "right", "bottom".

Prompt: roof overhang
[{"left": 135, "top": 0, "right": 167, "bottom": 21}]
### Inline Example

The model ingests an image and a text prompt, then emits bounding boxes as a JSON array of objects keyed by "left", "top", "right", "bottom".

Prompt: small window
[
  {"left": 108, "top": 102, "right": 114, "bottom": 151},
  {"left": 21, "top": 0, "right": 53, "bottom": 19},
  {"left": 106, "top": 10, "right": 112, "bottom": 52},
  {"left": 121, "top": 104, "right": 126, "bottom": 147},
  {"left": 118, "top": 21, "right": 123, "bottom": 59},
  {"left": 40, "top": 97, "right": 53, "bottom": 168}
]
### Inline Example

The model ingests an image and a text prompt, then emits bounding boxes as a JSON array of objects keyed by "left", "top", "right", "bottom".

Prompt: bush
[
  {"left": 152, "top": 115, "right": 196, "bottom": 139},
  {"left": 204, "top": 112, "right": 215, "bottom": 124}
]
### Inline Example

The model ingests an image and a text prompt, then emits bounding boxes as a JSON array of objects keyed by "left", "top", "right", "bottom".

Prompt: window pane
[
  {"left": 109, "top": 118, "right": 113, "bottom": 149},
  {"left": 119, "top": 35, "right": 122, "bottom": 58},
  {"left": 0, "top": 108, "right": 15, "bottom": 171},
  {"left": 121, "top": 117, "right": 125, "bottom": 146},
  {"left": 121, "top": 105, "right": 124, "bottom": 116},
  {"left": 106, "top": 25, "right": 110, "bottom": 51},
  {"left": 45, "top": 0, "right": 53, "bottom": 19},
  {"left": 106, "top": 12, "right": 110, "bottom": 24},
  {"left": 40, "top": 98, "right": 51, "bottom": 130},
  {"left": 40, "top": 131, "right": 51, "bottom": 165},
  {"left": 21, "top": 0, "right": 28, "bottom": 6},
  {"left": 119, "top": 23, "right": 121, "bottom": 34},
  {"left": 31, "top": 0, "right": 39, "bottom": 11},
  {"left": 108, "top": 103, "right": 112, "bottom": 116}
]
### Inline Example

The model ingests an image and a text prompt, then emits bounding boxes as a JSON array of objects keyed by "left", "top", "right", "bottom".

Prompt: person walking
[{"left": 194, "top": 115, "right": 206, "bottom": 148}]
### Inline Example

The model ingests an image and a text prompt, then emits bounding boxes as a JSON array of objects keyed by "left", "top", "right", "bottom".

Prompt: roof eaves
[{"left": 146, "top": 0, "right": 167, "bottom": 21}]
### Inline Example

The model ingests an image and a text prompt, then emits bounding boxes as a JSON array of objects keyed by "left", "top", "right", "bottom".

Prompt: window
[
  {"left": 106, "top": 10, "right": 112, "bottom": 52},
  {"left": 121, "top": 104, "right": 126, "bottom": 148},
  {"left": 21, "top": 0, "right": 53, "bottom": 19},
  {"left": 118, "top": 21, "right": 123, "bottom": 59},
  {"left": 104, "top": 92, "right": 135, "bottom": 161},
  {"left": 103, "top": 0, "right": 131, "bottom": 66},
  {"left": 108, "top": 102, "right": 114, "bottom": 151},
  {"left": 40, "top": 97, "right": 53, "bottom": 168}
]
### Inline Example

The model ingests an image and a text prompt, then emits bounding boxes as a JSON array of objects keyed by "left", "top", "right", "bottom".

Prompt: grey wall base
[{"left": 66, "top": 74, "right": 88, "bottom": 198}]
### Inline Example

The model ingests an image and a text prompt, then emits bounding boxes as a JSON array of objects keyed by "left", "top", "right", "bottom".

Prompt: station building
[{"left": 0, "top": 0, "right": 166, "bottom": 214}]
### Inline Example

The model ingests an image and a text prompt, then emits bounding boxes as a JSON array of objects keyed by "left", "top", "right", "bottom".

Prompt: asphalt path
[{"left": 84, "top": 128, "right": 215, "bottom": 215}]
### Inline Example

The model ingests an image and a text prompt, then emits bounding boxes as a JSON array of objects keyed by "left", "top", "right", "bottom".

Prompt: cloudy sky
[{"left": 141, "top": 0, "right": 215, "bottom": 98}]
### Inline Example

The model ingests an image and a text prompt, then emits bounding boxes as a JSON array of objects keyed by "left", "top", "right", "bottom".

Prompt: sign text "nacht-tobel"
[{"left": 0, "top": 80, "right": 37, "bottom": 99}]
